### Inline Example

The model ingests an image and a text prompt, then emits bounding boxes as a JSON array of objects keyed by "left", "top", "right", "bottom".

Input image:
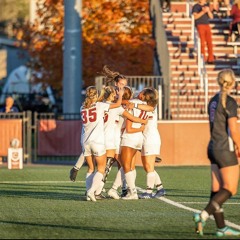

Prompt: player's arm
[
  {"left": 125, "top": 119, "right": 145, "bottom": 133},
  {"left": 122, "top": 110, "right": 147, "bottom": 125},
  {"left": 136, "top": 103, "right": 154, "bottom": 112},
  {"left": 109, "top": 87, "right": 124, "bottom": 109},
  {"left": 127, "top": 102, "right": 154, "bottom": 112}
]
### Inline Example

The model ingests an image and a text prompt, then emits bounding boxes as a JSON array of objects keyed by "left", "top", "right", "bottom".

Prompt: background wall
[{"left": 135, "top": 120, "right": 211, "bottom": 166}]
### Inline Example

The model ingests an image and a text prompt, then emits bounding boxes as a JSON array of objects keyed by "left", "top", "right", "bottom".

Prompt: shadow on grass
[
  {"left": 0, "top": 219, "right": 209, "bottom": 238},
  {"left": 0, "top": 188, "right": 86, "bottom": 201}
]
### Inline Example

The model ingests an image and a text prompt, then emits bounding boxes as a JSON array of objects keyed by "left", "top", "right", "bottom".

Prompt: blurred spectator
[
  {"left": 160, "top": 0, "right": 171, "bottom": 13},
  {"left": 212, "top": 0, "right": 231, "bottom": 12},
  {"left": 192, "top": 0, "right": 215, "bottom": 64},
  {"left": 0, "top": 96, "right": 19, "bottom": 113},
  {"left": 227, "top": 0, "right": 240, "bottom": 42}
]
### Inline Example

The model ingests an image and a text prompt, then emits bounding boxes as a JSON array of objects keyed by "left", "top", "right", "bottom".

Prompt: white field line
[
  {"left": 179, "top": 202, "right": 240, "bottom": 205},
  {"left": 136, "top": 187, "right": 240, "bottom": 230}
]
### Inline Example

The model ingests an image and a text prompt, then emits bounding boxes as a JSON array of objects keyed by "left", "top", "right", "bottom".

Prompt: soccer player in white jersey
[
  {"left": 94, "top": 86, "right": 148, "bottom": 197},
  {"left": 138, "top": 88, "right": 166, "bottom": 199},
  {"left": 120, "top": 89, "right": 152, "bottom": 200},
  {"left": 69, "top": 65, "right": 128, "bottom": 182},
  {"left": 80, "top": 85, "right": 124, "bottom": 202},
  {"left": 108, "top": 86, "right": 134, "bottom": 199}
]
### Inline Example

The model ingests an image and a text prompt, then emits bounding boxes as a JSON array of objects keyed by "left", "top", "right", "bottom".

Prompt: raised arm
[{"left": 109, "top": 87, "right": 124, "bottom": 109}]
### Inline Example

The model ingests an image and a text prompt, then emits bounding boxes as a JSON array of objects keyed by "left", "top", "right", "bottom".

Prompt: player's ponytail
[
  {"left": 217, "top": 69, "right": 235, "bottom": 109},
  {"left": 101, "top": 65, "right": 127, "bottom": 85}
]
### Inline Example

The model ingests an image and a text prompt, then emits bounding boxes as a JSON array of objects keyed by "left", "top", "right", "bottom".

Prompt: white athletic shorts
[
  {"left": 82, "top": 141, "right": 106, "bottom": 157},
  {"left": 120, "top": 133, "right": 143, "bottom": 150},
  {"left": 141, "top": 144, "right": 160, "bottom": 156},
  {"left": 105, "top": 130, "right": 116, "bottom": 150}
]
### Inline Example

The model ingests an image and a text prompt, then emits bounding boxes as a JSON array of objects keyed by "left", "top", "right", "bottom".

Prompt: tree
[{"left": 16, "top": 0, "right": 154, "bottom": 90}]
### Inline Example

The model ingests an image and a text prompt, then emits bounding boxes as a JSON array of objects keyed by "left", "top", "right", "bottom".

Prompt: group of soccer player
[
  {"left": 69, "top": 65, "right": 166, "bottom": 201},
  {"left": 69, "top": 67, "right": 240, "bottom": 237}
]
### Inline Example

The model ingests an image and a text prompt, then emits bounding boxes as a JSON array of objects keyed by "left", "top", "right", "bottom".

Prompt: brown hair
[
  {"left": 101, "top": 65, "right": 127, "bottom": 85},
  {"left": 142, "top": 88, "right": 158, "bottom": 107},
  {"left": 122, "top": 86, "right": 133, "bottom": 100},
  {"left": 82, "top": 86, "right": 98, "bottom": 109},
  {"left": 217, "top": 69, "right": 236, "bottom": 109}
]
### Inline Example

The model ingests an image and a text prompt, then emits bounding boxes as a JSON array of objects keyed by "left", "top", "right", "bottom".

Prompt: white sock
[
  {"left": 132, "top": 169, "right": 137, "bottom": 182},
  {"left": 88, "top": 171, "right": 103, "bottom": 193},
  {"left": 112, "top": 168, "right": 123, "bottom": 190},
  {"left": 146, "top": 172, "right": 155, "bottom": 193},
  {"left": 200, "top": 210, "right": 209, "bottom": 221},
  {"left": 86, "top": 172, "right": 95, "bottom": 191},
  {"left": 125, "top": 171, "right": 136, "bottom": 193},
  {"left": 95, "top": 180, "right": 105, "bottom": 195},
  {"left": 154, "top": 170, "right": 163, "bottom": 190},
  {"left": 74, "top": 153, "right": 85, "bottom": 170}
]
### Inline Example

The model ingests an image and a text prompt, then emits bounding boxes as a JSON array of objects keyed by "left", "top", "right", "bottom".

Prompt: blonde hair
[
  {"left": 98, "top": 86, "right": 116, "bottom": 102},
  {"left": 217, "top": 69, "right": 236, "bottom": 109},
  {"left": 82, "top": 86, "right": 98, "bottom": 109},
  {"left": 101, "top": 65, "right": 127, "bottom": 85}
]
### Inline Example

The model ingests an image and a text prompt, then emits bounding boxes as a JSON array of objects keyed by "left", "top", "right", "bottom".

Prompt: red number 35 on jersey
[{"left": 81, "top": 108, "right": 97, "bottom": 124}]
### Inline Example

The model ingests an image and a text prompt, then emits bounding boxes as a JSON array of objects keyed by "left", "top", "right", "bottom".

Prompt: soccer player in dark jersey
[{"left": 193, "top": 69, "right": 240, "bottom": 237}]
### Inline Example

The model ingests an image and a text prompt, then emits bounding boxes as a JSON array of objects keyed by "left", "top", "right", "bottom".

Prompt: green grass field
[{"left": 0, "top": 164, "right": 240, "bottom": 239}]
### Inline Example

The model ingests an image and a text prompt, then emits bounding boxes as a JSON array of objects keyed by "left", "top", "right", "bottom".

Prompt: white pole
[{"left": 158, "top": 85, "right": 162, "bottom": 120}]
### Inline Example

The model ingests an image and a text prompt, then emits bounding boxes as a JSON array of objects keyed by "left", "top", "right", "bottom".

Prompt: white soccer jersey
[
  {"left": 104, "top": 105, "right": 125, "bottom": 150},
  {"left": 80, "top": 102, "right": 110, "bottom": 146},
  {"left": 115, "top": 113, "right": 125, "bottom": 154},
  {"left": 121, "top": 99, "right": 148, "bottom": 150},
  {"left": 142, "top": 109, "right": 161, "bottom": 156}
]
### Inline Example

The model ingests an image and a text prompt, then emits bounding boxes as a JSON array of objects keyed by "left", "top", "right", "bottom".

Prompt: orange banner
[{"left": 0, "top": 119, "right": 22, "bottom": 156}]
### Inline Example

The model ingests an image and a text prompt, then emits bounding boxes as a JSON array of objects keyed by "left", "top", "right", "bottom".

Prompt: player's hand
[
  {"left": 140, "top": 124, "right": 145, "bottom": 131},
  {"left": 127, "top": 102, "right": 134, "bottom": 110},
  {"left": 117, "top": 87, "right": 124, "bottom": 98},
  {"left": 141, "top": 118, "right": 148, "bottom": 125}
]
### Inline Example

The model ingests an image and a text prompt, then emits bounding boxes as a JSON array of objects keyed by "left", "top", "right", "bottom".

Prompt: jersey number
[
  {"left": 81, "top": 108, "right": 97, "bottom": 124},
  {"left": 139, "top": 110, "right": 148, "bottom": 120}
]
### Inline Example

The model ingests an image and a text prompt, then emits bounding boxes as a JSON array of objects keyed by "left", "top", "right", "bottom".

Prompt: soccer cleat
[
  {"left": 139, "top": 192, "right": 154, "bottom": 199},
  {"left": 155, "top": 157, "right": 162, "bottom": 163},
  {"left": 154, "top": 188, "right": 166, "bottom": 198},
  {"left": 122, "top": 190, "right": 138, "bottom": 200},
  {"left": 216, "top": 226, "right": 240, "bottom": 237},
  {"left": 121, "top": 188, "right": 128, "bottom": 197},
  {"left": 95, "top": 193, "right": 106, "bottom": 200},
  {"left": 87, "top": 191, "right": 96, "bottom": 202},
  {"left": 193, "top": 213, "right": 206, "bottom": 236},
  {"left": 108, "top": 188, "right": 120, "bottom": 200},
  {"left": 69, "top": 167, "right": 78, "bottom": 182}
]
